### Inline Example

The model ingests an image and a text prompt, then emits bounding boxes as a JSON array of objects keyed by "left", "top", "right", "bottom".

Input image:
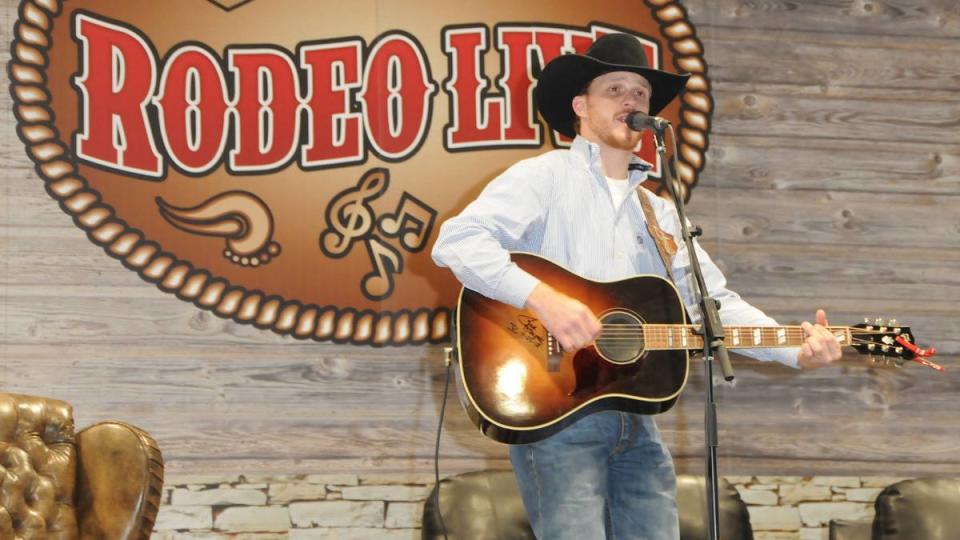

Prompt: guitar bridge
[{"left": 546, "top": 333, "right": 563, "bottom": 372}]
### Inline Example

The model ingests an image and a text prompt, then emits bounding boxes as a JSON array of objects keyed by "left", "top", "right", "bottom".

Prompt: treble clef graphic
[{"left": 320, "top": 168, "right": 390, "bottom": 258}]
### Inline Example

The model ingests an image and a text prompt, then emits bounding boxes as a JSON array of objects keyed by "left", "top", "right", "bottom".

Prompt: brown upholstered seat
[{"left": 0, "top": 393, "right": 164, "bottom": 539}]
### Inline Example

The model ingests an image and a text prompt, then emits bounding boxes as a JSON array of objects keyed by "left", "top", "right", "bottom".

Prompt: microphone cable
[{"left": 433, "top": 330, "right": 455, "bottom": 540}]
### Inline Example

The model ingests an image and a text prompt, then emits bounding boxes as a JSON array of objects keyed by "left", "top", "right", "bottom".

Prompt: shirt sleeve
[
  {"left": 431, "top": 158, "right": 551, "bottom": 309},
  {"left": 653, "top": 199, "right": 801, "bottom": 369}
]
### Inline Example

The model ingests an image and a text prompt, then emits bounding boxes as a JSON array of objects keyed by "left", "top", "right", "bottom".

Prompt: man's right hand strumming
[{"left": 524, "top": 282, "right": 602, "bottom": 351}]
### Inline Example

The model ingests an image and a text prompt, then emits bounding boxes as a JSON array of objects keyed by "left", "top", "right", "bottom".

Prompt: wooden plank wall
[{"left": 0, "top": 0, "right": 957, "bottom": 478}]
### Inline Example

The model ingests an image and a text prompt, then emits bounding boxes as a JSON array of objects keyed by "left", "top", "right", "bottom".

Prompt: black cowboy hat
[{"left": 535, "top": 33, "right": 690, "bottom": 138}]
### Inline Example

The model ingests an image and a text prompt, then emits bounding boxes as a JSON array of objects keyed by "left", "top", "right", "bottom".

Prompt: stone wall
[
  {"left": 156, "top": 472, "right": 432, "bottom": 540},
  {"left": 732, "top": 475, "right": 904, "bottom": 540},
  {"left": 154, "top": 473, "right": 906, "bottom": 539}
]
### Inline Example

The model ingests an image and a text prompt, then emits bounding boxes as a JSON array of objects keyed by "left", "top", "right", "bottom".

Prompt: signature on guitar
[{"left": 507, "top": 315, "right": 545, "bottom": 348}]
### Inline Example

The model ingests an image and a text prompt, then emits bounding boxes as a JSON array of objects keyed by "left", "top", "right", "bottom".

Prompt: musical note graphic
[
  {"left": 378, "top": 192, "right": 437, "bottom": 253},
  {"left": 362, "top": 236, "right": 403, "bottom": 300},
  {"left": 319, "top": 168, "right": 389, "bottom": 258},
  {"left": 318, "top": 167, "right": 438, "bottom": 300}
]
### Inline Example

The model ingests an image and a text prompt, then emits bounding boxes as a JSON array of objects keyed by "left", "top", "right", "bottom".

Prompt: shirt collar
[{"left": 570, "top": 135, "right": 653, "bottom": 185}]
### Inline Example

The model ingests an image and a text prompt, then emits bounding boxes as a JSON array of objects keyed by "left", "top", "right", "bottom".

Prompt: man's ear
[{"left": 572, "top": 94, "right": 587, "bottom": 119}]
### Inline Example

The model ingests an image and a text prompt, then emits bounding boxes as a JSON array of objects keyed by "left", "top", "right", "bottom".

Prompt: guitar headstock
[
  {"left": 852, "top": 319, "right": 912, "bottom": 362},
  {"left": 851, "top": 318, "right": 942, "bottom": 371}
]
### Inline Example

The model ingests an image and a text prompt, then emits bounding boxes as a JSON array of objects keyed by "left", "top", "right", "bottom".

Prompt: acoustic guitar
[{"left": 452, "top": 253, "right": 940, "bottom": 444}]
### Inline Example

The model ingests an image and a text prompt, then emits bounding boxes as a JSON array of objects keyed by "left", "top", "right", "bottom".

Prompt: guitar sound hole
[{"left": 596, "top": 310, "right": 644, "bottom": 364}]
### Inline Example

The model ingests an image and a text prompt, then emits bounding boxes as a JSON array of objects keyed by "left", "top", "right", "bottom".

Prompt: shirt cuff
[
  {"left": 771, "top": 347, "right": 801, "bottom": 369},
  {"left": 496, "top": 264, "right": 541, "bottom": 309}
]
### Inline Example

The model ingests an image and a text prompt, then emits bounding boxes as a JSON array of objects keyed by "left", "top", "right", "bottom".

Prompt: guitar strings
[
  {"left": 585, "top": 326, "right": 898, "bottom": 350},
  {"left": 592, "top": 335, "right": 902, "bottom": 353}
]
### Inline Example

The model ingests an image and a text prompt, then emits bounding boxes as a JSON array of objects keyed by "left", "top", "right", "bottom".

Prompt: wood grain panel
[
  {"left": 711, "top": 242, "right": 960, "bottom": 301},
  {"left": 712, "top": 88, "right": 960, "bottom": 144},
  {"left": 683, "top": 0, "right": 960, "bottom": 38},
  {"left": 703, "top": 136, "right": 959, "bottom": 194},
  {"left": 705, "top": 26, "right": 960, "bottom": 90},
  {"left": 691, "top": 186, "right": 959, "bottom": 250}
]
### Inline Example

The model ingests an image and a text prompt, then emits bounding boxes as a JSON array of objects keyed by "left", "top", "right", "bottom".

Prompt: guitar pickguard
[{"left": 570, "top": 347, "right": 643, "bottom": 398}]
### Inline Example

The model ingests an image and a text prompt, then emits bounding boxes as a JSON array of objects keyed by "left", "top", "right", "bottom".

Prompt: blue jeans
[{"left": 508, "top": 410, "right": 679, "bottom": 540}]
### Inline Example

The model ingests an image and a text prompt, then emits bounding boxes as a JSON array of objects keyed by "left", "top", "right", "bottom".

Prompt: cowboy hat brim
[{"left": 535, "top": 54, "right": 690, "bottom": 138}]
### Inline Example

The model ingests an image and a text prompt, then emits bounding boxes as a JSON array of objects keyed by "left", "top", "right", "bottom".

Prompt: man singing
[{"left": 432, "top": 33, "right": 841, "bottom": 539}]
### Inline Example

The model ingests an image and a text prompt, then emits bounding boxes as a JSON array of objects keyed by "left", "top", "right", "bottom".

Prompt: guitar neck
[{"left": 641, "top": 324, "right": 852, "bottom": 351}]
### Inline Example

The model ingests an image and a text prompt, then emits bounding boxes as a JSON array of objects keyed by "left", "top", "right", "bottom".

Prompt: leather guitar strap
[{"left": 636, "top": 187, "right": 678, "bottom": 278}]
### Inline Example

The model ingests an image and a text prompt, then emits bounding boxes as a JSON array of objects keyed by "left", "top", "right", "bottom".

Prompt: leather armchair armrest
[
  {"left": 76, "top": 422, "right": 164, "bottom": 540},
  {"left": 829, "top": 518, "right": 872, "bottom": 540}
]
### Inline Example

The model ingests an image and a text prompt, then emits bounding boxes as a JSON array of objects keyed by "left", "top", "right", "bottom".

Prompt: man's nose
[{"left": 619, "top": 94, "right": 642, "bottom": 111}]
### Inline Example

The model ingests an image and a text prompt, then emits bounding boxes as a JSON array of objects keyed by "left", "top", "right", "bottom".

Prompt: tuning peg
[
  {"left": 864, "top": 317, "right": 870, "bottom": 324},
  {"left": 888, "top": 319, "right": 897, "bottom": 326},
  {"left": 875, "top": 318, "right": 884, "bottom": 326},
  {"left": 881, "top": 345, "right": 890, "bottom": 353},
  {"left": 895, "top": 347, "right": 903, "bottom": 355},
  {"left": 867, "top": 343, "right": 876, "bottom": 351}
]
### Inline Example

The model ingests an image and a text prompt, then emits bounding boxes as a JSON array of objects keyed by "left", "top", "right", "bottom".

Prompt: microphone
[{"left": 625, "top": 111, "right": 670, "bottom": 132}]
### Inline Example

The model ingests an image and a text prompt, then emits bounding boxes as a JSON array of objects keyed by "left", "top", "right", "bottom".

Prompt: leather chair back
[
  {"left": 423, "top": 470, "right": 534, "bottom": 539},
  {"left": 829, "top": 477, "right": 960, "bottom": 540},
  {"left": 871, "top": 477, "right": 960, "bottom": 539},
  {"left": 422, "top": 470, "right": 753, "bottom": 539}
]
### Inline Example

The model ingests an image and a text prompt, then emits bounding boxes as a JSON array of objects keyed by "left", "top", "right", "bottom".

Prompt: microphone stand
[{"left": 653, "top": 125, "right": 734, "bottom": 540}]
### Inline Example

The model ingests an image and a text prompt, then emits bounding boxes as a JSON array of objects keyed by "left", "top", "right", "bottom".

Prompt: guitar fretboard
[{"left": 640, "top": 325, "right": 852, "bottom": 351}]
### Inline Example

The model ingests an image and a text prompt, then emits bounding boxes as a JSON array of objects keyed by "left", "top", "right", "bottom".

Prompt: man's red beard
[{"left": 597, "top": 123, "right": 642, "bottom": 151}]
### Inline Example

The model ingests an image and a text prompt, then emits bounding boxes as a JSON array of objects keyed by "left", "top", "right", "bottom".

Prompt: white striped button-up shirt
[{"left": 432, "top": 136, "right": 798, "bottom": 367}]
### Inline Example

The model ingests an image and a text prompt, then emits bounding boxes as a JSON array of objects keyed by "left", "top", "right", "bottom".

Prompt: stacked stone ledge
[
  {"left": 155, "top": 472, "right": 430, "bottom": 539},
  {"left": 732, "top": 475, "right": 902, "bottom": 540},
  {"left": 154, "top": 473, "right": 905, "bottom": 539}
]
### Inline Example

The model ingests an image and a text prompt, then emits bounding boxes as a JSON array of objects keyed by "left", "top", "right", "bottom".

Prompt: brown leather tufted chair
[{"left": 0, "top": 393, "right": 164, "bottom": 539}]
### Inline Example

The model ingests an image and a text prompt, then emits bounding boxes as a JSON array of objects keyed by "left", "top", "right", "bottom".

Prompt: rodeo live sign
[{"left": 9, "top": 0, "right": 712, "bottom": 345}]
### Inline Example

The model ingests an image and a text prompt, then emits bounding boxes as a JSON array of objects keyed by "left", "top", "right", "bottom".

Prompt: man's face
[{"left": 572, "top": 71, "right": 652, "bottom": 151}]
